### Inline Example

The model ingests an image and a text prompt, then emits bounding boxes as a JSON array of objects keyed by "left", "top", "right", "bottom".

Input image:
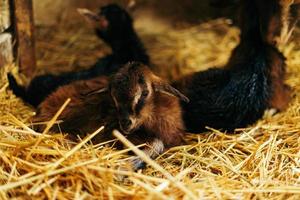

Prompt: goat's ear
[
  {"left": 155, "top": 84, "right": 190, "bottom": 103},
  {"left": 77, "top": 8, "right": 100, "bottom": 24},
  {"left": 152, "top": 75, "right": 189, "bottom": 103},
  {"left": 82, "top": 87, "right": 109, "bottom": 96}
]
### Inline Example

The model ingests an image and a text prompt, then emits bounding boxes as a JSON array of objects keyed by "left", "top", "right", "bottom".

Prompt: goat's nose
[
  {"left": 120, "top": 119, "right": 132, "bottom": 129},
  {"left": 120, "top": 119, "right": 132, "bottom": 131}
]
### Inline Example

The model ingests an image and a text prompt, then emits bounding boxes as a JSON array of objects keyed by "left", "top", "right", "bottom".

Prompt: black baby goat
[{"left": 174, "top": 0, "right": 291, "bottom": 132}]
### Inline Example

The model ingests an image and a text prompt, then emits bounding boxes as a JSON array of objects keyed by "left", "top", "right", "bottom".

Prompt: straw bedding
[{"left": 0, "top": 16, "right": 300, "bottom": 199}]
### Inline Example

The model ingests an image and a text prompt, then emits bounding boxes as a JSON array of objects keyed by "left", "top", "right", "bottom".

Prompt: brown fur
[
  {"left": 32, "top": 62, "right": 187, "bottom": 170},
  {"left": 261, "top": 0, "right": 292, "bottom": 110},
  {"left": 108, "top": 62, "right": 187, "bottom": 169},
  {"left": 109, "top": 63, "right": 187, "bottom": 147},
  {"left": 139, "top": 92, "right": 185, "bottom": 147},
  {"left": 33, "top": 76, "right": 115, "bottom": 141},
  {"left": 268, "top": 50, "right": 291, "bottom": 110}
]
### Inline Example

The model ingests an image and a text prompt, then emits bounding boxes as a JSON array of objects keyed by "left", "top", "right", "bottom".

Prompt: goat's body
[
  {"left": 32, "top": 63, "right": 185, "bottom": 170},
  {"left": 33, "top": 76, "right": 116, "bottom": 139},
  {"left": 174, "top": 0, "right": 291, "bottom": 133},
  {"left": 175, "top": 45, "right": 288, "bottom": 132}
]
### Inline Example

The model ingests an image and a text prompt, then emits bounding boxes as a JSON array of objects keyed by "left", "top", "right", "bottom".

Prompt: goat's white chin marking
[
  {"left": 118, "top": 128, "right": 131, "bottom": 135},
  {"left": 123, "top": 131, "right": 131, "bottom": 135}
]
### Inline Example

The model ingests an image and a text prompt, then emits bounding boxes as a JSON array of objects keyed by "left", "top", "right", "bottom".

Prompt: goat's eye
[
  {"left": 134, "top": 90, "right": 148, "bottom": 114},
  {"left": 141, "top": 91, "right": 148, "bottom": 98},
  {"left": 135, "top": 98, "right": 145, "bottom": 114}
]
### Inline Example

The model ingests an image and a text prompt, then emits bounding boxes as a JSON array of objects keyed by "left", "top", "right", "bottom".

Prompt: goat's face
[
  {"left": 99, "top": 4, "right": 133, "bottom": 32},
  {"left": 109, "top": 62, "right": 189, "bottom": 134},
  {"left": 110, "top": 63, "right": 154, "bottom": 133}
]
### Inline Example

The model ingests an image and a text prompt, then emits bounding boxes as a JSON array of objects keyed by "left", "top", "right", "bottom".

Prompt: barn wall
[
  {"left": 33, "top": 0, "right": 129, "bottom": 25},
  {"left": 0, "top": 0, "right": 13, "bottom": 67},
  {"left": 32, "top": 0, "right": 223, "bottom": 25}
]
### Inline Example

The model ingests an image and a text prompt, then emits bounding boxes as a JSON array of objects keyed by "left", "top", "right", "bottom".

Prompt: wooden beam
[{"left": 13, "top": 0, "right": 36, "bottom": 77}]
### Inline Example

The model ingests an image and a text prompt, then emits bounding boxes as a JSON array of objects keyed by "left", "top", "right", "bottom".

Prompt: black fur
[
  {"left": 209, "top": 0, "right": 239, "bottom": 8},
  {"left": 174, "top": 0, "right": 288, "bottom": 132},
  {"left": 8, "top": 4, "right": 149, "bottom": 107}
]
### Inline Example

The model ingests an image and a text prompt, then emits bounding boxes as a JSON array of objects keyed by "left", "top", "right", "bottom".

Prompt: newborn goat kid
[
  {"left": 33, "top": 62, "right": 188, "bottom": 170},
  {"left": 96, "top": 62, "right": 189, "bottom": 169},
  {"left": 8, "top": 4, "right": 149, "bottom": 107}
]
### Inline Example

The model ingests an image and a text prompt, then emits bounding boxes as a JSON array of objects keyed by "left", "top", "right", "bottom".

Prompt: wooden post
[
  {"left": 13, "top": 0, "right": 36, "bottom": 77},
  {"left": 0, "top": 0, "right": 13, "bottom": 68}
]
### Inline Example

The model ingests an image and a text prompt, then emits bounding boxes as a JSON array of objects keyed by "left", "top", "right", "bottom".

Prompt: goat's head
[
  {"left": 110, "top": 62, "right": 189, "bottom": 134},
  {"left": 78, "top": 4, "right": 133, "bottom": 39},
  {"left": 90, "top": 62, "right": 189, "bottom": 134}
]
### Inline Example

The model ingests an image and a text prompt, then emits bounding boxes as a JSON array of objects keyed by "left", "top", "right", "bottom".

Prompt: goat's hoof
[
  {"left": 115, "top": 156, "right": 145, "bottom": 181},
  {"left": 129, "top": 156, "right": 146, "bottom": 171}
]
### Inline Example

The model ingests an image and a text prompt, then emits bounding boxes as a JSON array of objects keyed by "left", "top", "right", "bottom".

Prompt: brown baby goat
[
  {"left": 109, "top": 62, "right": 188, "bottom": 169},
  {"left": 33, "top": 62, "right": 189, "bottom": 170}
]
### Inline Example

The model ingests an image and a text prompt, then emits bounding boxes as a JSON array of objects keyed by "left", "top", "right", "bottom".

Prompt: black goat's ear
[
  {"left": 153, "top": 79, "right": 189, "bottom": 103},
  {"left": 77, "top": 8, "right": 100, "bottom": 24},
  {"left": 82, "top": 87, "right": 109, "bottom": 96}
]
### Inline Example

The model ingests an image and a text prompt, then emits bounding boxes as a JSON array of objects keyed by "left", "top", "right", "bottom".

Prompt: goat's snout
[{"left": 119, "top": 118, "right": 133, "bottom": 134}]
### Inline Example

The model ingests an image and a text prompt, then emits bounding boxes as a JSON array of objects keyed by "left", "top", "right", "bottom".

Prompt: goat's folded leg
[{"left": 127, "top": 138, "right": 165, "bottom": 170}]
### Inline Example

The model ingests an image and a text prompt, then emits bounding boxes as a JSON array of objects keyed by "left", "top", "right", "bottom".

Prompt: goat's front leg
[{"left": 129, "top": 138, "right": 165, "bottom": 170}]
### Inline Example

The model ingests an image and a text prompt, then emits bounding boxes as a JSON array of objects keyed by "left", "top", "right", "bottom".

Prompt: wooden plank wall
[{"left": 0, "top": 0, "right": 13, "bottom": 68}]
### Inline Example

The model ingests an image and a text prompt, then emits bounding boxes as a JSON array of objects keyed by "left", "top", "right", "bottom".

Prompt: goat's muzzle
[{"left": 119, "top": 118, "right": 133, "bottom": 134}]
